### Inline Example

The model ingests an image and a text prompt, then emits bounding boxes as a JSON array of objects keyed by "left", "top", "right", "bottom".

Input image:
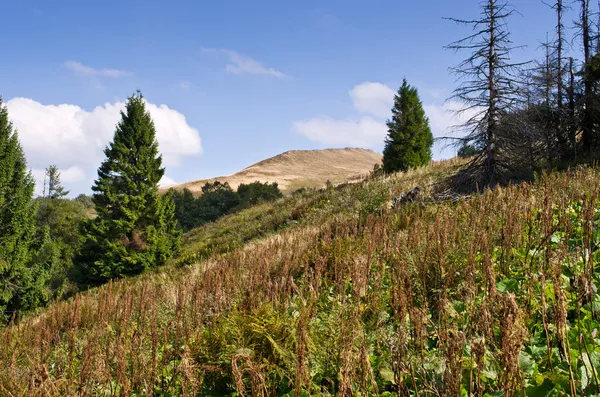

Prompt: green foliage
[
  {"left": 200, "top": 182, "right": 241, "bottom": 222},
  {"left": 74, "top": 91, "right": 181, "bottom": 287},
  {"left": 28, "top": 166, "right": 86, "bottom": 300},
  {"left": 237, "top": 181, "right": 283, "bottom": 206},
  {"left": 457, "top": 143, "right": 481, "bottom": 158},
  {"left": 73, "top": 193, "right": 94, "bottom": 209},
  {"left": 171, "top": 181, "right": 282, "bottom": 232},
  {"left": 370, "top": 162, "right": 386, "bottom": 178},
  {"left": 0, "top": 98, "right": 46, "bottom": 321},
  {"left": 43, "top": 165, "right": 69, "bottom": 199},
  {"left": 171, "top": 188, "right": 199, "bottom": 231},
  {"left": 33, "top": 196, "right": 87, "bottom": 299},
  {"left": 382, "top": 79, "right": 434, "bottom": 173},
  {"left": 171, "top": 183, "right": 241, "bottom": 231}
]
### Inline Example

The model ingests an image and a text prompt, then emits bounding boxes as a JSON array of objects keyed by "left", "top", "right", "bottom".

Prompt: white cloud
[
  {"left": 295, "top": 82, "right": 479, "bottom": 159},
  {"left": 59, "top": 166, "right": 87, "bottom": 183},
  {"left": 179, "top": 81, "right": 190, "bottom": 89},
  {"left": 64, "top": 61, "right": 132, "bottom": 78},
  {"left": 424, "top": 101, "right": 481, "bottom": 139},
  {"left": 424, "top": 101, "right": 482, "bottom": 160},
  {"left": 31, "top": 166, "right": 86, "bottom": 195},
  {"left": 294, "top": 116, "right": 386, "bottom": 148},
  {"left": 160, "top": 175, "right": 177, "bottom": 187},
  {"left": 349, "top": 82, "right": 395, "bottom": 118},
  {"left": 294, "top": 81, "right": 392, "bottom": 148},
  {"left": 203, "top": 48, "right": 288, "bottom": 79},
  {"left": 6, "top": 98, "right": 202, "bottom": 194},
  {"left": 30, "top": 169, "right": 47, "bottom": 195}
]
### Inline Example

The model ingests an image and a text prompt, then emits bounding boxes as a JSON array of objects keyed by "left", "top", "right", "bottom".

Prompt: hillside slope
[
  {"left": 164, "top": 147, "right": 382, "bottom": 194},
  {"left": 3, "top": 160, "right": 600, "bottom": 396}
]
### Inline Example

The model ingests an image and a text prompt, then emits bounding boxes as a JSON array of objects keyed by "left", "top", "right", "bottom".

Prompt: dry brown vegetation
[
  {"left": 163, "top": 148, "right": 382, "bottom": 195},
  {"left": 2, "top": 160, "right": 600, "bottom": 396}
]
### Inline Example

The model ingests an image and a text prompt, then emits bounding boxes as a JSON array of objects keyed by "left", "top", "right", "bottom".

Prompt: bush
[
  {"left": 73, "top": 194, "right": 94, "bottom": 209},
  {"left": 197, "top": 182, "right": 240, "bottom": 222},
  {"left": 171, "top": 181, "right": 283, "bottom": 231},
  {"left": 237, "top": 181, "right": 283, "bottom": 206},
  {"left": 457, "top": 143, "right": 481, "bottom": 158}
]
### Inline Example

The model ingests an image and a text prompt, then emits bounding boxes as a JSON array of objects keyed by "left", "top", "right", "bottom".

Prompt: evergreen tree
[
  {"left": 382, "top": 79, "right": 434, "bottom": 173},
  {"left": 45, "top": 165, "right": 69, "bottom": 199},
  {"left": 171, "top": 188, "right": 199, "bottom": 231},
  {"left": 0, "top": 98, "right": 46, "bottom": 321},
  {"left": 34, "top": 166, "right": 86, "bottom": 299},
  {"left": 75, "top": 91, "right": 181, "bottom": 286}
]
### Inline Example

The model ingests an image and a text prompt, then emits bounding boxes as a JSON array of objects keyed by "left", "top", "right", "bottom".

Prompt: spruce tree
[
  {"left": 382, "top": 79, "right": 434, "bottom": 173},
  {"left": 0, "top": 98, "right": 45, "bottom": 321},
  {"left": 45, "top": 165, "right": 69, "bottom": 199},
  {"left": 75, "top": 91, "right": 181, "bottom": 286}
]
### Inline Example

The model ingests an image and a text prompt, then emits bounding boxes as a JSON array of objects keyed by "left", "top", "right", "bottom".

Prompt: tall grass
[{"left": 2, "top": 161, "right": 599, "bottom": 396}]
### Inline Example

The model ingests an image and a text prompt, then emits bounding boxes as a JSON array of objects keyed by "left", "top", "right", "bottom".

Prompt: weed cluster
[{"left": 3, "top": 160, "right": 598, "bottom": 396}]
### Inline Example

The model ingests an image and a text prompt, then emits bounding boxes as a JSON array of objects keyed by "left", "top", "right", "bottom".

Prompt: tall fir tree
[
  {"left": 45, "top": 165, "right": 69, "bottom": 199},
  {"left": 382, "top": 79, "right": 434, "bottom": 173},
  {"left": 0, "top": 98, "right": 46, "bottom": 321},
  {"left": 75, "top": 91, "right": 181, "bottom": 286}
]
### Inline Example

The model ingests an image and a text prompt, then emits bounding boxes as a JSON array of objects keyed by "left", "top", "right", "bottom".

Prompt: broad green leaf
[
  {"left": 525, "top": 377, "right": 555, "bottom": 397},
  {"left": 520, "top": 351, "right": 536, "bottom": 376},
  {"left": 497, "top": 279, "right": 519, "bottom": 293}
]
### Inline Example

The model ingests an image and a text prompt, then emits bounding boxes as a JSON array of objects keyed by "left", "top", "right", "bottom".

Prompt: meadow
[{"left": 2, "top": 159, "right": 600, "bottom": 396}]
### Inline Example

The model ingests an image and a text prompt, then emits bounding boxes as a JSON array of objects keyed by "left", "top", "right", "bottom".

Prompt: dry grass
[
  {"left": 163, "top": 148, "right": 382, "bottom": 195},
  {"left": 3, "top": 159, "right": 599, "bottom": 396}
]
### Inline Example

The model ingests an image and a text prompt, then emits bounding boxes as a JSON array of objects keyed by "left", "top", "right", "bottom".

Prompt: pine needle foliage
[
  {"left": 75, "top": 91, "right": 180, "bottom": 287},
  {"left": 382, "top": 79, "right": 434, "bottom": 173},
  {"left": 0, "top": 98, "right": 45, "bottom": 321}
]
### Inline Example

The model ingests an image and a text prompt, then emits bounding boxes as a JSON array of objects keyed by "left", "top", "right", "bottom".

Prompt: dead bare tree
[
  {"left": 445, "top": 0, "right": 528, "bottom": 187},
  {"left": 579, "top": 0, "right": 594, "bottom": 151},
  {"left": 547, "top": 0, "right": 573, "bottom": 153},
  {"left": 554, "top": 0, "right": 566, "bottom": 109}
]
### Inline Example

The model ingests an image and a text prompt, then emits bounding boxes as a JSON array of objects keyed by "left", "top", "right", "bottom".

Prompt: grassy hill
[
  {"left": 163, "top": 148, "right": 382, "bottom": 195},
  {"left": 3, "top": 159, "right": 600, "bottom": 396}
]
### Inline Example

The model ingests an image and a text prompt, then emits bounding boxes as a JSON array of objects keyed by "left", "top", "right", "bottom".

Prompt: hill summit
[{"left": 165, "top": 147, "right": 382, "bottom": 194}]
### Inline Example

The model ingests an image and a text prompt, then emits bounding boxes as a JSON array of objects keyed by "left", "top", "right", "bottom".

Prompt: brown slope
[{"left": 164, "top": 148, "right": 382, "bottom": 194}]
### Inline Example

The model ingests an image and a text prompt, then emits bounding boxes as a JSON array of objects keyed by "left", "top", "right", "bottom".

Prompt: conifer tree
[
  {"left": 0, "top": 98, "right": 45, "bottom": 320},
  {"left": 34, "top": 165, "right": 86, "bottom": 299},
  {"left": 45, "top": 165, "right": 69, "bottom": 199},
  {"left": 75, "top": 91, "right": 180, "bottom": 286},
  {"left": 382, "top": 79, "right": 434, "bottom": 173}
]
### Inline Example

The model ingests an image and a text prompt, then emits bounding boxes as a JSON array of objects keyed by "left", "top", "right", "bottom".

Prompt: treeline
[
  {"left": 0, "top": 93, "right": 179, "bottom": 322},
  {"left": 443, "top": 0, "right": 600, "bottom": 186},
  {"left": 32, "top": 167, "right": 91, "bottom": 301},
  {"left": 0, "top": 92, "right": 283, "bottom": 323},
  {"left": 172, "top": 181, "right": 282, "bottom": 231},
  {"left": 380, "top": 1, "right": 600, "bottom": 187}
]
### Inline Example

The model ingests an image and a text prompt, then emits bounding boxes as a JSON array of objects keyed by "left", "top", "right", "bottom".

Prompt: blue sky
[{"left": 0, "top": 0, "right": 584, "bottom": 195}]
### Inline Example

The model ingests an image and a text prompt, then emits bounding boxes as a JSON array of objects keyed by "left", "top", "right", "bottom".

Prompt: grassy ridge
[
  {"left": 176, "top": 159, "right": 463, "bottom": 266},
  {"left": 3, "top": 160, "right": 599, "bottom": 396}
]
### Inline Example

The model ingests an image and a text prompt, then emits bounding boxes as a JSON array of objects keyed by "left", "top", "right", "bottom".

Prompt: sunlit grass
[{"left": 5, "top": 159, "right": 600, "bottom": 395}]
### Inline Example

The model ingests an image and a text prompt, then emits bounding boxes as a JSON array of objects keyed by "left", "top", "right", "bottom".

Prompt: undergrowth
[{"left": 3, "top": 160, "right": 600, "bottom": 396}]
